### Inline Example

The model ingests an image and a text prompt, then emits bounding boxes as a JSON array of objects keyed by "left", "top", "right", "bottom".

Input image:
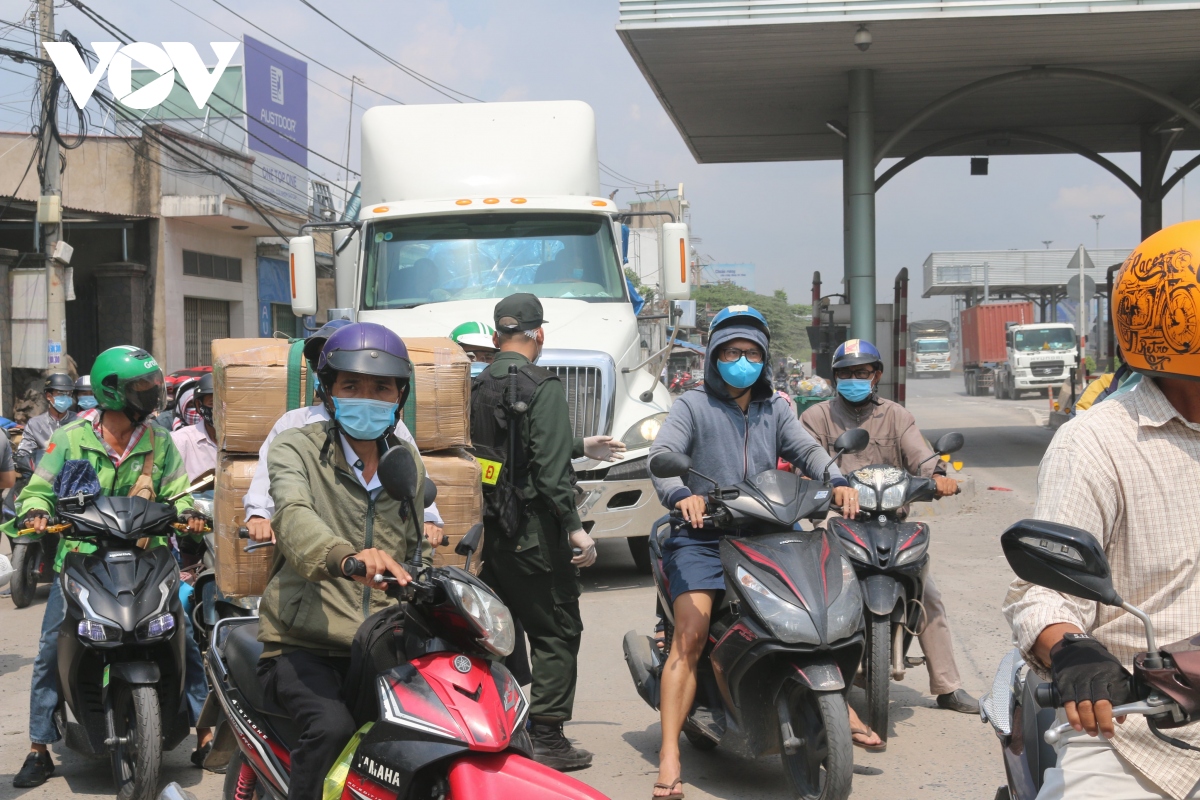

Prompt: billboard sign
[
  {"left": 709, "top": 263, "right": 756, "bottom": 292},
  {"left": 243, "top": 35, "right": 307, "bottom": 166}
]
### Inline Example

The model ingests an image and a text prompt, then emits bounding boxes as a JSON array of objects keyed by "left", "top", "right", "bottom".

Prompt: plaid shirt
[
  {"left": 1003, "top": 377, "right": 1200, "bottom": 799},
  {"left": 91, "top": 414, "right": 149, "bottom": 467}
]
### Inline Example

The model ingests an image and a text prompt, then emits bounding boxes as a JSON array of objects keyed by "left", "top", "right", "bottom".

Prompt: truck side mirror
[
  {"left": 661, "top": 223, "right": 690, "bottom": 301},
  {"left": 289, "top": 236, "right": 318, "bottom": 317}
]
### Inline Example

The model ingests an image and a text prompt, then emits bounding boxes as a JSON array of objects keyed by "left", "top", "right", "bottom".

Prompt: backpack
[{"left": 344, "top": 604, "right": 409, "bottom": 727}]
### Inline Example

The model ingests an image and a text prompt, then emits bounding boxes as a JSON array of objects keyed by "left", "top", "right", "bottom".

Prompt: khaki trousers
[
  {"left": 1037, "top": 730, "right": 1199, "bottom": 800},
  {"left": 917, "top": 575, "right": 962, "bottom": 696}
]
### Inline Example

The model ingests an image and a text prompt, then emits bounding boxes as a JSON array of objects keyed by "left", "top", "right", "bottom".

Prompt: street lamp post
[{"left": 1090, "top": 214, "right": 1105, "bottom": 249}]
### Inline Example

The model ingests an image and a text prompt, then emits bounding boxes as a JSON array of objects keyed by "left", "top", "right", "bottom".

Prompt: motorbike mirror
[
  {"left": 456, "top": 523, "right": 484, "bottom": 557},
  {"left": 378, "top": 447, "right": 419, "bottom": 503},
  {"left": 1001, "top": 519, "right": 1121, "bottom": 607},
  {"left": 166, "top": 469, "right": 216, "bottom": 503},
  {"left": 933, "top": 432, "right": 965, "bottom": 456},
  {"left": 423, "top": 478, "right": 438, "bottom": 509},
  {"left": 649, "top": 452, "right": 692, "bottom": 479},
  {"left": 833, "top": 428, "right": 869, "bottom": 455}
]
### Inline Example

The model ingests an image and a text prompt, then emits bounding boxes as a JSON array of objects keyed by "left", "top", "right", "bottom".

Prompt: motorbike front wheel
[
  {"left": 864, "top": 614, "right": 891, "bottom": 746},
  {"left": 9, "top": 542, "right": 40, "bottom": 609},
  {"left": 780, "top": 686, "right": 853, "bottom": 800},
  {"left": 109, "top": 684, "right": 162, "bottom": 800}
]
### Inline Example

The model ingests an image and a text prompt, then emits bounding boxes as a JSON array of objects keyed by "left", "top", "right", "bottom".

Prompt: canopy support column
[
  {"left": 847, "top": 69, "right": 876, "bottom": 341},
  {"left": 1141, "top": 125, "right": 1164, "bottom": 239}
]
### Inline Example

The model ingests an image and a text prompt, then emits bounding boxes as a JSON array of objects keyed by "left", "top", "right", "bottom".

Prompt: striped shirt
[{"left": 1003, "top": 377, "right": 1200, "bottom": 799}]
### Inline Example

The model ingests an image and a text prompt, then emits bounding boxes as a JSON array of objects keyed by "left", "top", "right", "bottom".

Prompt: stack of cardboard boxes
[{"left": 210, "top": 336, "right": 481, "bottom": 599}]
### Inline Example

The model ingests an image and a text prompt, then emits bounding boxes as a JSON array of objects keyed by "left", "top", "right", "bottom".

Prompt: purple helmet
[{"left": 317, "top": 322, "right": 412, "bottom": 387}]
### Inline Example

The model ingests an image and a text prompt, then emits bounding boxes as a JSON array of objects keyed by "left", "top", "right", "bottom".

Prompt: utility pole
[
  {"left": 1042, "top": 240, "right": 1053, "bottom": 249},
  {"left": 38, "top": 0, "right": 66, "bottom": 369}
]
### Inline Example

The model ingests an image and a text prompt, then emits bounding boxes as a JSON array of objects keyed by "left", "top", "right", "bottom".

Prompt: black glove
[
  {"left": 178, "top": 508, "right": 210, "bottom": 525},
  {"left": 1050, "top": 633, "right": 1134, "bottom": 708},
  {"left": 21, "top": 510, "right": 48, "bottom": 528}
]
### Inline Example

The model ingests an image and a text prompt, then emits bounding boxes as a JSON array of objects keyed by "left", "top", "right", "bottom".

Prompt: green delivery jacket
[{"left": 1, "top": 417, "right": 195, "bottom": 571}]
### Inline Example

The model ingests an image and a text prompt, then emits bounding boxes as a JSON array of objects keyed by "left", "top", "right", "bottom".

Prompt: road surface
[{"left": 0, "top": 375, "right": 1056, "bottom": 800}]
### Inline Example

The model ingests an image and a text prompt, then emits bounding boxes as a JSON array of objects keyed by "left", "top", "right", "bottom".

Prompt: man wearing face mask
[
  {"left": 74, "top": 375, "right": 99, "bottom": 421},
  {"left": 15, "top": 373, "right": 77, "bottom": 468},
  {"left": 800, "top": 339, "right": 978, "bottom": 717}
]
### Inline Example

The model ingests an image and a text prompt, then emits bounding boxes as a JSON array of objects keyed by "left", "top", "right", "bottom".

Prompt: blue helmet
[
  {"left": 832, "top": 339, "right": 884, "bottom": 372},
  {"left": 709, "top": 305, "right": 770, "bottom": 339}
]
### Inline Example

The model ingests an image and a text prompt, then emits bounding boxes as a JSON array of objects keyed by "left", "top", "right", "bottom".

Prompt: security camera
[{"left": 854, "top": 25, "right": 872, "bottom": 51}]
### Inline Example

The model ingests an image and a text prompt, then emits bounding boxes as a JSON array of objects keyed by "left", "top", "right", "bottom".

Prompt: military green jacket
[
  {"left": 258, "top": 420, "right": 431, "bottom": 659},
  {"left": 2, "top": 417, "right": 194, "bottom": 571}
]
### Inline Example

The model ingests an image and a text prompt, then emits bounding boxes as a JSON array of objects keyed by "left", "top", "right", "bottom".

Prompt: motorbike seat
[{"left": 223, "top": 622, "right": 302, "bottom": 749}]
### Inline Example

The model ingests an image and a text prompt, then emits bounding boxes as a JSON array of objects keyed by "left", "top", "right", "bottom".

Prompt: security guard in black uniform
[{"left": 470, "top": 293, "right": 597, "bottom": 771}]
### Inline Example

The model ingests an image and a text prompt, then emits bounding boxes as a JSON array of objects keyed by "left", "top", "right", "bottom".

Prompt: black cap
[{"left": 494, "top": 293, "right": 546, "bottom": 333}]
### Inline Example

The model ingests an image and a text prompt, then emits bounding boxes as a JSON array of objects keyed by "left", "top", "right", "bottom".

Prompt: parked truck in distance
[
  {"left": 908, "top": 319, "right": 952, "bottom": 378},
  {"left": 960, "top": 302, "right": 1078, "bottom": 398},
  {"left": 286, "top": 101, "right": 691, "bottom": 573}
]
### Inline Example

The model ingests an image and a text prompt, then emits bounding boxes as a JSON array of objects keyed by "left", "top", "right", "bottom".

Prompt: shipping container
[{"left": 959, "top": 302, "right": 1035, "bottom": 395}]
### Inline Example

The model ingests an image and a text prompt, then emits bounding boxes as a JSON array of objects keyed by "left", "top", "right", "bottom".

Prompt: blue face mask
[
  {"left": 52, "top": 395, "right": 74, "bottom": 413},
  {"left": 717, "top": 357, "right": 763, "bottom": 390},
  {"left": 837, "top": 379, "right": 874, "bottom": 403},
  {"left": 470, "top": 361, "right": 487, "bottom": 377},
  {"left": 332, "top": 397, "right": 398, "bottom": 440},
  {"left": 77, "top": 395, "right": 98, "bottom": 410}
]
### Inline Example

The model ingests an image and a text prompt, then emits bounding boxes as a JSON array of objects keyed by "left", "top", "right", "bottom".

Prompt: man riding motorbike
[
  {"left": 1003, "top": 220, "right": 1200, "bottom": 800},
  {"left": 74, "top": 375, "right": 99, "bottom": 421},
  {"left": 170, "top": 374, "right": 217, "bottom": 483},
  {"left": 255, "top": 322, "right": 430, "bottom": 800},
  {"left": 15, "top": 373, "right": 77, "bottom": 467},
  {"left": 8, "top": 346, "right": 209, "bottom": 788},
  {"left": 800, "top": 339, "right": 979, "bottom": 722},
  {"left": 647, "top": 305, "right": 860, "bottom": 799}
]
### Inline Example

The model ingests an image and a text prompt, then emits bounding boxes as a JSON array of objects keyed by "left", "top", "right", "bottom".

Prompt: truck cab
[
  {"left": 994, "top": 323, "right": 1079, "bottom": 400},
  {"left": 287, "top": 101, "right": 689, "bottom": 572},
  {"left": 911, "top": 336, "right": 952, "bottom": 376}
]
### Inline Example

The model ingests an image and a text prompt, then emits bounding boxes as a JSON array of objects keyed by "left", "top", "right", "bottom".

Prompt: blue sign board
[{"left": 243, "top": 35, "right": 307, "bottom": 167}]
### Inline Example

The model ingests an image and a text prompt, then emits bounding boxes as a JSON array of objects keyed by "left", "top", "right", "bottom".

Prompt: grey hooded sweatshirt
[{"left": 650, "top": 323, "right": 846, "bottom": 525}]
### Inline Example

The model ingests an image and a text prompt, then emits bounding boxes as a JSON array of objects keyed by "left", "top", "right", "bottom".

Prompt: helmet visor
[{"left": 123, "top": 371, "right": 165, "bottom": 417}]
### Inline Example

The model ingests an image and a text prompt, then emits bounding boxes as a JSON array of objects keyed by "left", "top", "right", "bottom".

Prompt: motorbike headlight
[
  {"left": 895, "top": 535, "right": 929, "bottom": 566},
  {"left": 136, "top": 611, "right": 176, "bottom": 642},
  {"left": 881, "top": 480, "right": 909, "bottom": 511},
  {"left": 447, "top": 578, "right": 516, "bottom": 657},
  {"left": 622, "top": 413, "right": 668, "bottom": 450},
  {"left": 853, "top": 482, "right": 877, "bottom": 511},
  {"left": 735, "top": 566, "right": 819, "bottom": 644},
  {"left": 77, "top": 619, "right": 122, "bottom": 643},
  {"left": 826, "top": 558, "right": 863, "bottom": 643}
]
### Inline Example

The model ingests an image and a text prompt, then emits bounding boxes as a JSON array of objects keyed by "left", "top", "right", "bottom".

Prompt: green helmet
[
  {"left": 450, "top": 321, "right": 497, "bottom": 351},
  {"left": 91, "top": 346, "right": 165, "bottom": 422}
]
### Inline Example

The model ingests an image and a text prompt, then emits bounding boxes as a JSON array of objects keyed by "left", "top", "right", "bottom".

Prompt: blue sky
[{"left": 0, "top": 0, "right": 1194, "bottom": 319}]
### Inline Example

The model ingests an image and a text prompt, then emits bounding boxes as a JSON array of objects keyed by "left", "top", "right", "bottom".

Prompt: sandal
[
  {"left": 652, "top": 778, "right": 685, "bottom": 799},
  {"left": 850, "top": 722, "right": 885, "bottom": 752}
]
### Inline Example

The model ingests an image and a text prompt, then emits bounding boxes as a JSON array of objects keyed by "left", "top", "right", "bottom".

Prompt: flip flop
[
  {"left": 850, "top": 723, "right": 886, "bottom": 752},
  {"left": 652, "top": 778, "right": 685, "bottom": 799}
]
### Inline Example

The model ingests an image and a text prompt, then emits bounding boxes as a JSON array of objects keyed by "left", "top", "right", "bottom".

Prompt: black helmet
[
  {"left": 196, "top": 373, "right": 215, "bottom": 427},
  {"left": 45, "top": 373, "right": 75, "bottom": 393},
  {"left": 197, "top": 373, "right": 214, "bottom": 396},
  {"left": 303, "top": 319, "right": 354, "bottom": 371}
]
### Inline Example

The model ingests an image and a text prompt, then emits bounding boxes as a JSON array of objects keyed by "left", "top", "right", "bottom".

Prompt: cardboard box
[
  {"left": 213, "top": 452, "right": 273, "bottom": 597},
  {"left": 423, "top": 448, "right": 483, "bottom": 572},
  {"left": 212, "top": 339, "right": 312, "bottom": 454},
  {"left": 402, "top": 338, "right": 471, "bottom": 452}
]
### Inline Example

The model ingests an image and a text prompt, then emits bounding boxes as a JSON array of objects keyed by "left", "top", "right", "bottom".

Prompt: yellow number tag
[{"left": 478, "top": 458, "right": 503, "bottom": 486}]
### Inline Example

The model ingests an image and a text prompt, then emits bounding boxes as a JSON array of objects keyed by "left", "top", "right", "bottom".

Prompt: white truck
[
  {"left": 992, "top": 322, "right": 1080, "bottom": 400},
  {"left": 907, "top": 319, "right": 952, "bottom": 378},
  {"left": 286, "top": 101, "right": 689, "bottom": 572}
]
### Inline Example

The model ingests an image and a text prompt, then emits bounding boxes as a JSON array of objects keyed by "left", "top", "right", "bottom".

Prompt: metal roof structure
[
  {"left": 617, "top": 0, "right": 1200, "bottom": 163},
  {"left": 923, "top": 248, "right": 1131, "bottom": 297}
]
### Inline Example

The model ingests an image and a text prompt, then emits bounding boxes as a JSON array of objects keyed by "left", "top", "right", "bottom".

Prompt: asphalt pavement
[{"left": 0, "top": 374, "right": 1058, "bottom": 800}]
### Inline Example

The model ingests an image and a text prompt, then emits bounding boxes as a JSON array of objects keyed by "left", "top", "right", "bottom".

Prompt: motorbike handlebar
[
  {"left": 1036, "top": 683, "right": 1061, "bottom": 708},
  {"left": 16, "top": 521, "right": 72, "bottom": 536}
]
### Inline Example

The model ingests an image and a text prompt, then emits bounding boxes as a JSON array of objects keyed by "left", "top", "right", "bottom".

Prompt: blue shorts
[{"left": 661, "top": 531, "right": 726, "bottom": 605}]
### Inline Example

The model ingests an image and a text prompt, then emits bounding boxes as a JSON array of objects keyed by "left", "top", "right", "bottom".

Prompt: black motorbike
[
  {"left": 827, "top": 431, "right": 964, "bottom": 747},
  {"left": 8, "top": 454, "right": 62, "bottom": 608},
  {"left": 623, "top": 429, "right": 870, "bottom": 800},
  {"left": 55, "top": 489, "right": 195, "bottom": 800},
  {"left": 982, "top": 519, "right": 1200, "bottom": 800}
]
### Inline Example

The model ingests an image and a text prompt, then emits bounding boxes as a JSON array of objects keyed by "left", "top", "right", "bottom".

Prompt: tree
[
  {"left": 693, "top": 284, "right": 813, "bottom": 364},
  {"left": 624, "top": 267, "right": 656, "bottom": 306}
]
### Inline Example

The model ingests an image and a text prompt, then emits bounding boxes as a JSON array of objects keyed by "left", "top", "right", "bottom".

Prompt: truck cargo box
[{"left": 960, "top": 302, "right": 1035, "bottom": 366}]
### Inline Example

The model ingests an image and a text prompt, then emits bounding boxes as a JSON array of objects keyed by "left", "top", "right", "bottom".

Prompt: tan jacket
[
  {"left": 257, "top": 420, "right": 429, "bottom": 659},
  {"left": 800, "top": 395, "right": 945, "bottom": 478}
]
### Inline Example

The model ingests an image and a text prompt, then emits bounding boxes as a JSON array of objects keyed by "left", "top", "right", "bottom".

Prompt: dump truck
[{"left": 908, "top": 319, "right": 952, "bottom": 378}]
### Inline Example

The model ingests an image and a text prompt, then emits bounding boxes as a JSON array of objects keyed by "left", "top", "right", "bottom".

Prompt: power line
[{"left": 293, "top": 0, "right": 482, "bottom": 103}]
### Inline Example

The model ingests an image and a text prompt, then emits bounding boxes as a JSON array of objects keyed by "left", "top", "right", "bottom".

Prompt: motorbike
[
  {"left": 826, "top": 431, "right": 965, "bottom": 747},
  {"left": 52, "top": 475, "right": 202, "bottom": 800},
  {"left": 207, "top": 446, "right": 609, "bottom": 800},
  {"left": 8, "top": 453, "right": 62, "bottom": 608},
  {"left": 623, "top": 429, "right": 871, "bottom": 800},
  {"left": 980, "top": 519, "right": 1200, "bottom": 800}
]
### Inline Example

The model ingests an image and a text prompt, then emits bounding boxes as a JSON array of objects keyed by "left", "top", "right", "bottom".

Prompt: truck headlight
[{"left": 623, "top": 413, "right": 668, "bottom": 449}]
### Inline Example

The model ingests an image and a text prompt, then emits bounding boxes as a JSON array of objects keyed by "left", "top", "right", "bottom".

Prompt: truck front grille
[
  {"left": 540, "top": 349, "right": 616, "bottom": 439},
  {"left": 1031, "top": 362, "right": 1064, "bottom": 377}
]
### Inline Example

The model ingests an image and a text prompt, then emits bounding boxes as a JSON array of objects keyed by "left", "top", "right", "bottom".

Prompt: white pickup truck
[{"left": 287, "top": 101, "right": 690, "bottom": 572}]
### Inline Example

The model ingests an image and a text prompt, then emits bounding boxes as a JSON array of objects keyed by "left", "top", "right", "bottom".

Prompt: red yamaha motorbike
[{"left": 206, "top": 447, "right": 608, "bottom": 800}]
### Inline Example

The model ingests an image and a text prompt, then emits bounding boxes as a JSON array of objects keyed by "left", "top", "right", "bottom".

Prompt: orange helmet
[{"left": 1112, "top": 220, "right": 1200, "bottom": 380}]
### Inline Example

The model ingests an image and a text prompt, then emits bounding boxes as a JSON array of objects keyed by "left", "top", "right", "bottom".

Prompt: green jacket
[
  {"left": 258, "top": 420, "right": 430, "bottom": 659},
  {"left": 2, "top": 417, "right": 194, "bottom": 571}
]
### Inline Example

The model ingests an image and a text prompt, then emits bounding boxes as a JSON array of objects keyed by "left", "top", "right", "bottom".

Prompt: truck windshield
[
  {"left": 360, "top": 213, "right": 626, "bottom": 309},
  {"left": 914, "top": 339, "right": 950, "bottom": 353},
  {"left": 1013, "top": 328, "right": 1077, "bottom": 351}
]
